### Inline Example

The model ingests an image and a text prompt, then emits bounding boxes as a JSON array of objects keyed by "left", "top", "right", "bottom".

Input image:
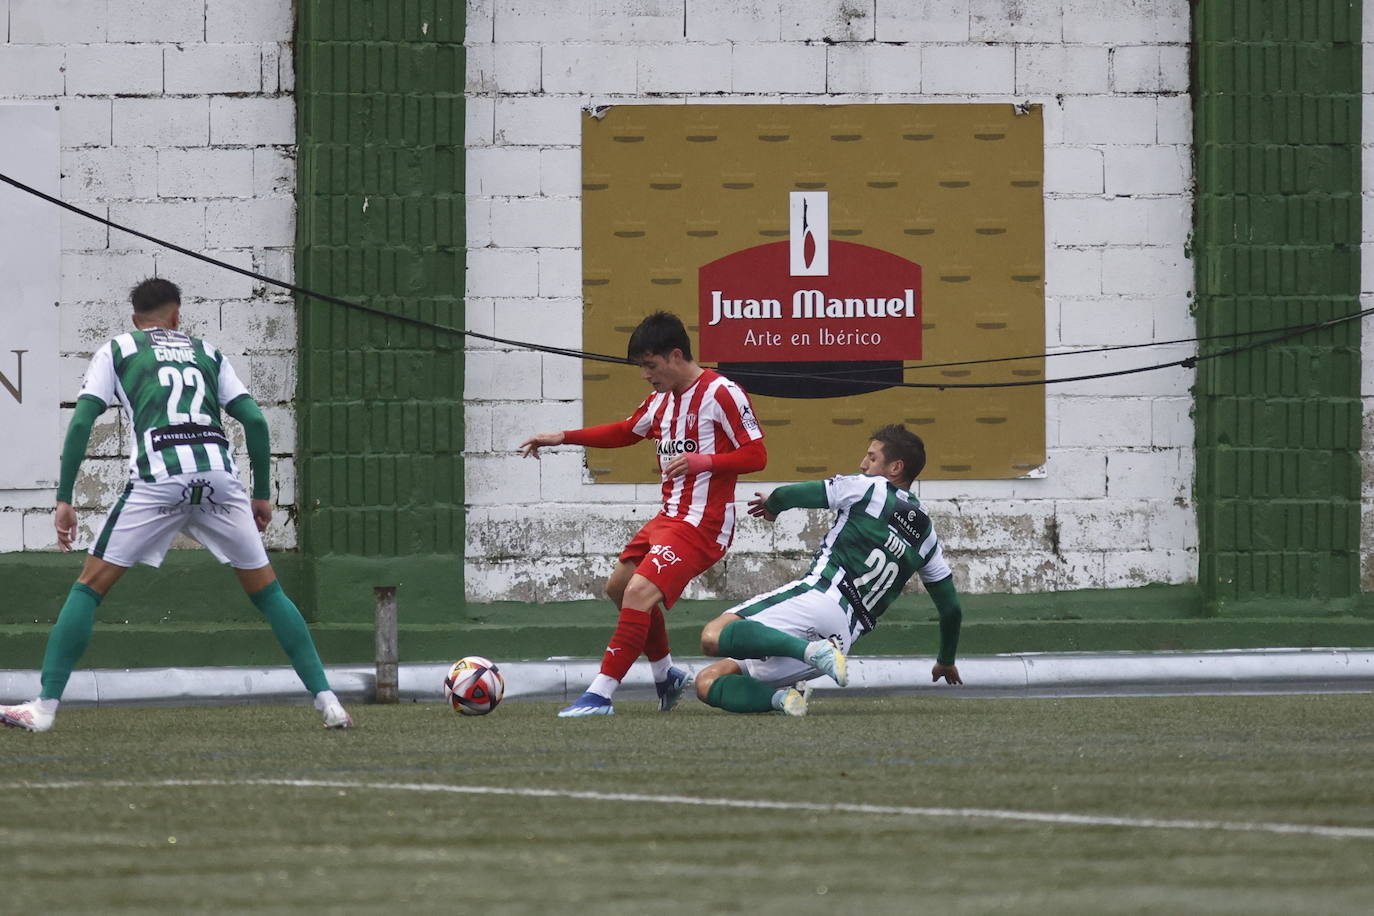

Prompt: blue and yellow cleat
[
  {"left": 557, "top": 691, "right": 614, "bottom": 718},
  {"left": 655, "top": 666, "right": 692, "bottom": 712}
]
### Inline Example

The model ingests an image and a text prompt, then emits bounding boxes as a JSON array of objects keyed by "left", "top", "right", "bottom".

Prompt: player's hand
[
  {"left": 663, "top": 452, "right": 710, "bottom": 479},
  {"left": 931, "top": 663, "right": 962, "bottom": 685},
  {"left": 520, "top": 431, "right": 564, "bottom": 458},
  {"left": 54, "top": 501, "right": 78, "bottom": 551},
  {"left": 747, "top": 491, "right": 776, "bottom": 522},
  {"left": 251, "top": 499, "right": 272, "bottom": 533}
]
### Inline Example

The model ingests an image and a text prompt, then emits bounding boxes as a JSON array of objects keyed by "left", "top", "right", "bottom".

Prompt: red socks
[
  {"left": 644, "top": 607, "right": 669, "bottom": 663},
  {"left": 600, "top": 608, "right": 651, "bottom": 682}
]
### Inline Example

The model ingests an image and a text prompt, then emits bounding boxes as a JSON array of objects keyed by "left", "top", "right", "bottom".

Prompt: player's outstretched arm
[
  {"left": 926, "top": 576, "right": 963, "bottom": 685},
  {"left": 519, "top": 431, "right": 564, "bottom": 458},
  {"left": 524, "top": 421, "right": 643, "bottom": 458},
  {"left": 746, "top": 479, "right": 829, "bottom": 523},
  {"left": 746, "top": 491, "right": 777, "bottom": 521}
]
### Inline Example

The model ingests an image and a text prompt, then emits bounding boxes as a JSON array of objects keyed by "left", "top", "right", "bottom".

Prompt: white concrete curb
[{"left": 2, "top": 647, "right": 1373, "bottom": 706}]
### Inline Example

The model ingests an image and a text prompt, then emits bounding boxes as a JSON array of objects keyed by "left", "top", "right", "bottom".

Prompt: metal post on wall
[{"left": 374, "top": 586, "right": 399, "bottom": 703}]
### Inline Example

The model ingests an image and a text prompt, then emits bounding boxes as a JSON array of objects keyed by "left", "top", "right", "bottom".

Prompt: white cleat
[
  {"left": 775, "top": 681, "right": 813, "bottom": 717},
  {"left": 314, "top": 692, "right": 354, "bottom": 729},
  {"left": 0, "top": 699, "right": 55, "bottom": 733},
  {"left": 803, "top": 638, "right": 849, "bottom": 687}
]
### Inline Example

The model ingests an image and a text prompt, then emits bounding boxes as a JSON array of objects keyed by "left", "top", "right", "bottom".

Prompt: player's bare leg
[
  {"left": 695, "top": 656, "right": 808, "bottom": 716},
  {"left": 2, "top": 556, "right": 127, "bottom": 733},
  {"left": 696, "top": 615, "right": 815, "bottom": 715},
  {"left": 234, "top": 564, "right": 352, "bottom": 729},
  {"left": 604, "top": 562, "right": 689, "bottom": 712}
]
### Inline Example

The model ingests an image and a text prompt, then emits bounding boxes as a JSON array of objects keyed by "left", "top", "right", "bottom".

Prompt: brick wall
[
  {"left": 0, "top": 0, "right": 298, "bottom": 552},
  {"left": 463, "top": 0, "right": 1198, "bottom": 601}
]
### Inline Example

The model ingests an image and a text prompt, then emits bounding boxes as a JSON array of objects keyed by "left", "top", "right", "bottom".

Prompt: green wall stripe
[
  {"left": 1193, "top": 0, "right": 1363, "bottom": 604},
  {"left": 295, "top": 2, "right": 466, "bottom": 607}
]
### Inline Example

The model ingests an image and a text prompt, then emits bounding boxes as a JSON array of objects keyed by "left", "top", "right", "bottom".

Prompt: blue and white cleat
[
  {"left": 655, "top": 666, "right": 692, "bottom": 712},
  {"left": 803, "top": 638, "right": 848, "bottom": 687},
  {"left": 557, "top": 692, "right": 614, "bottom": 718}
]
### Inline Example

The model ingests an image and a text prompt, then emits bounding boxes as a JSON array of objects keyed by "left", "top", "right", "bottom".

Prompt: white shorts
[
  {"left": 90, "top": 469, "right": 270, "bottom": 570},
  {"left": 726, "top": 585, "right": 857, "bottom": 688}
]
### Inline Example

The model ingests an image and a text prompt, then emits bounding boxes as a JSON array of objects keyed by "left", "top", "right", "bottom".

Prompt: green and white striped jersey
[
  {"left": 78, "top": 328, "right": 250, "bottom": 483},
  {"left": 798, "top": 474, "right": 951, "bottom": 634}
]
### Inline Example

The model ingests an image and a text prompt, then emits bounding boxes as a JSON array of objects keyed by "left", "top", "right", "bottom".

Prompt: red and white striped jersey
[{"left": 626, "top": 369, "right": 764, "bottom": 547}]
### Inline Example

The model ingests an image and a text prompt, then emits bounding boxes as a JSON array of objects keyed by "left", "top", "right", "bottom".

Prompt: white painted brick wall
[
  {"left": 466, "top": 0, "right": 1199, "bottom": 600},
  {"left": 1, "top": 0, "right": 298, "bottom": 551}
]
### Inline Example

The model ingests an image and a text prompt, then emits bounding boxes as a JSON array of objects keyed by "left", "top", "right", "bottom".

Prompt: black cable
[
  {"left": 3, "top": 169, "right": 1366, "bottom": 390},
  {"left": 0, "top": 171, "right": 633, "bottom": 366}
]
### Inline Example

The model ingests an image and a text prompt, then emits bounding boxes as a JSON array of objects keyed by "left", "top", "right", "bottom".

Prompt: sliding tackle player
[{"left": 694, "top": 424, "right": 962, "bottom": 715}]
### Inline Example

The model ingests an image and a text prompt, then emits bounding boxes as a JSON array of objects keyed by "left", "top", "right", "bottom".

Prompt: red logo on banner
[{"left": 698, "top": 241, "right": 923, "bottom": 363}]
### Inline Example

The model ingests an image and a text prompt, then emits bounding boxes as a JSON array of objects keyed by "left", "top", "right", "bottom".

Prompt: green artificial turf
[{"left": 2, "top": 694, "right": 1372, "bottom": 914}]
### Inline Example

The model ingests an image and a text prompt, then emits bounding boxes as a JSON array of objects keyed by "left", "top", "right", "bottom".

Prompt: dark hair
[
  {"left": 130, "top": 277, "right": 181, "bottom": 313},
  {"left": 871, "top": 424, "right": 926, "bottom": 483},
  {"left": 627, "top": 311, "right": 693, "bottom": 362}
]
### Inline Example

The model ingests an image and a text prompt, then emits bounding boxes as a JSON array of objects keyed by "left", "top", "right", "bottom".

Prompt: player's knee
[
  {"left": 603, "top": 579, "right": 622, "bottom": 604},
  {"left": 694, "top": 670, "right": 717, "bottom": 702},
  {"left": 700, "top": 626, "right": 721, "bottom": 656}
]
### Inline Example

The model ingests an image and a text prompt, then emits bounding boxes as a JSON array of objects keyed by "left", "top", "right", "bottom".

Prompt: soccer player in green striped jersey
[
  {"left": 0, "top": 278, "right": 352, "bottom": 733},
  {"left": 695, "top": 425, "right": 963, "bottom": 716}
]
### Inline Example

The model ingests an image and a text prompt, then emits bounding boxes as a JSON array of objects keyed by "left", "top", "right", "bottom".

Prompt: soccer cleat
[
  {"left": 776, "top": 681, "right": 813, "bottom": 717},
  {"left": 557, "top": 692, "right": 614, "bottom": 718},
  {"left": 0, "top": 699, "right": 55, "bottom": 733},
  {"left": 804, "top": 638, "right": 849, "bottom": 687},
  {"left": 314, "top": 693, "right": 355, "bottom": 729},
  {"left": 655, "top": 666, "right": 692, "bottom": 712}
]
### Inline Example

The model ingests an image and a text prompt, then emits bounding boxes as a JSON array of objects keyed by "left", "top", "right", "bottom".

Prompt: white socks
[{"left": 587, "top": 674, "right": 619, "bottom": 699}]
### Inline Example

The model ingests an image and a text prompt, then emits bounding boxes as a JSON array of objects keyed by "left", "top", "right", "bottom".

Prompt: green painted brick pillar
[
  {"left": 1193, "top": 0, "right": 1363, "bottom": 606},
  {"left": 294, "top": 2, "right": 466, "bottom": 622}
]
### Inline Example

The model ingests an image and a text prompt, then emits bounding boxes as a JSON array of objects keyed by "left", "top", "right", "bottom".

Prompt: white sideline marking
[{"left": 9, "top": 779, "right": 1374, "bottom": 841}]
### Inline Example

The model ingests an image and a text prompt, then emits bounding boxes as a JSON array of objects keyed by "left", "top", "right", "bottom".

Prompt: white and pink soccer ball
[{"left": 443, "top": 656, "right": 505, "bottom": 716}]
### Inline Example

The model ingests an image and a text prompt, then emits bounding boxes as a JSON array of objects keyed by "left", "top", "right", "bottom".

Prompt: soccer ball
[{"left": 443, "top": 656, "right": 505, "bottom": 716}]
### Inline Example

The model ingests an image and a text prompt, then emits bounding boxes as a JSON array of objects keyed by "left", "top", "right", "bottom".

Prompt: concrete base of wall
[
  {"left": 4, "top": 553, "right": 1373, "bottom": 667},
  {"left": 3, "top": 648, "right": 1371, "bottom": 707}
]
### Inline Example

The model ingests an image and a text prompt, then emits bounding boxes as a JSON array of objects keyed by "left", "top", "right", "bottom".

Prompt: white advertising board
[{"left": 0, "top": 104, "right": 61, "bottom": 489}]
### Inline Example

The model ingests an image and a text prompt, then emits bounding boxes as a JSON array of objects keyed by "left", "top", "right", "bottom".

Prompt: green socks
[
  {"left": 705, "top": 674, "right": 780, "bottom": 713},
  {"left": 717, "top": 618, "right": 809, "bottom": 661},
  {"left": 250, "top": 581, "right": 331, "bottom": 695},
  {"left": 40, "top": 583, "right": 103, "bottom": 700}
]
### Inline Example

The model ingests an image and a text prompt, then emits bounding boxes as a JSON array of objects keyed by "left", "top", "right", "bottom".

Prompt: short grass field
[{"left": 3, "top": 693, "right": 1373, "bottom": 915}]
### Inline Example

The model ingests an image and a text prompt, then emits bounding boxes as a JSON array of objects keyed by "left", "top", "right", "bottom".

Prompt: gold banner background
[{"left": 582, "top": 104, "right": 1045, "bottom": 481}]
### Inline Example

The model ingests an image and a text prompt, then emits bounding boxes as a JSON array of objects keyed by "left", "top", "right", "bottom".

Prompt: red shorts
[{"left": 618, "top": 515, "right": 726, "bottom": 609}]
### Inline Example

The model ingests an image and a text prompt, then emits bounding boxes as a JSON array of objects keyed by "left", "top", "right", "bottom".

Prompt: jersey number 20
[
  {"left": 853, "top": 548, "right": 899, "bottom": 611},
  {"left": 158, "top": 366, "right": 212, "bottom": 425}
]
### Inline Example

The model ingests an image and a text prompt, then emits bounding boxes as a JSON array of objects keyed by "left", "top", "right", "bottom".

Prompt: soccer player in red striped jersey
[{"left": 520, "top": 311, "right": 767, "bottom": 717}]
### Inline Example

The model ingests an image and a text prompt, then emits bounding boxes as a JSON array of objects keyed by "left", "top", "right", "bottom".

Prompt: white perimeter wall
[
  {"left": 0, "top": 0, "right": 298, "bottom": 552},
  {"left": 463, "top": 0, "right": 1198, "bottom": 601}
]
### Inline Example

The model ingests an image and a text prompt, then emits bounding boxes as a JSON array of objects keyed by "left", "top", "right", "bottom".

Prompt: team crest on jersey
[
  {"left": 685, "top": 412, "right": 697, "bottom": 428},
  {"left": 646, "top": 544, "right": 683, "bottom": 573},
  {"left": 656, "top": 439, "right": 699, "bottom": 456}
]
